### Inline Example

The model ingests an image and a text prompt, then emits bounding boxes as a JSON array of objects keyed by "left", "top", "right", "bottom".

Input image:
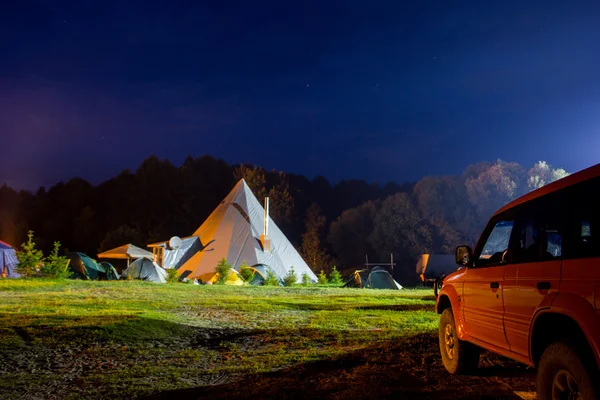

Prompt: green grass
[{"left": 0, "top": 279, "right": 437, "bottom": 399}]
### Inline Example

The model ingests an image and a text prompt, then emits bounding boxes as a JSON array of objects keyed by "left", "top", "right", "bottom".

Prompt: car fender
[
  {"left": 531, "top": 292, "right": 600, "bottom": 368},
  {"left": 436, "top": 284, "right": 468, "bottom": 341}
]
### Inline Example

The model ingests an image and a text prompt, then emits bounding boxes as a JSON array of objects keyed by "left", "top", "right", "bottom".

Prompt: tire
[
  {"left": 537, "top": 341, "right": 598, "bottom": 400},
  {"left": 439, "top": 308, "right": 480, "bottom": 374}
]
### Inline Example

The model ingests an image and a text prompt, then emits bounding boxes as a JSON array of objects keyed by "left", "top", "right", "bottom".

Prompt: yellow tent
[{"left": 198, "top": 269, "right": 247, "bottom": 286}]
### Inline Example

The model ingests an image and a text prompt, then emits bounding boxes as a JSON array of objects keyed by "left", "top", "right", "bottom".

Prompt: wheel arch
[{"left": 530, "top": 310, "right": 598, "bottom": 369}]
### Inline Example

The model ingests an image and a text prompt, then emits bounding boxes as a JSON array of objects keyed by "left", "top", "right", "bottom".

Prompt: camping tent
[
  {"left": 162, "top": 236, "right": 202, "bottom": 270},
  {"left": 0, "top": 240, "right": 19, "bottom": 278},
  {"left": 97, "top": 244, "right": 153, "bottom": 267},
  {"left": 197, "top": 269, "right": 246, "bottom": 286},
  {"left": 246, "top": 264, "right": 282, "bottom": 286},
  {"left": 66, "top": 252, "right": 106, "bottom": 280},
  {"left": 150, "top": 179, "right": 316, "bottom": 283},
  {"left": 344, "top": 267, "right": 403, "bottom": 290},
  {"left": 98, "top": 261, "right": 120, "bottom": 280},
  {"left": 122, "top": 257, "right": 168, "bottom": 283}
]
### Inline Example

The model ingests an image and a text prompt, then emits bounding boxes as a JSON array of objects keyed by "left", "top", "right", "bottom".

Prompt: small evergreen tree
[
  {"left": 16, "top": 231, "right": 44, "bottom": 277},
  {"left": 301, "top": 273, "right": 312, "bottom": 286},
  {"left": 214, "top": 258, "right": 232, "bottom": 285},
  {"left": 40, "top": 241, "right": 70, "bottom": 279},
  {"left": 239, "top": 260, "right": 254, "bottom": 283},
  {"left": 283, "top": 266, "right": 297, "bottom": 287},
  {"left": 264, "top": 269, "right": 280, "bottom": 286},
  {"left": 166, "top": 268, "right": 179, "bottom": 283},
  {"left": 317, "top": 270, "right": 328, "bottom": 285},
  {"left": 329, "top": 266, "right": 343, "bottom": 286}
]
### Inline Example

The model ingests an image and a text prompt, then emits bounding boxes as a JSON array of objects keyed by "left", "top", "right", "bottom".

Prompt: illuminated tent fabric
[
  {"left": 198, "top": 269, "right": 246, "bottom": 286},
  {"left": 343, "top": 267, "right": 403, "bottom": 290},
  {"left": 415, "top": 254, "right": 457, "bottom": 281},
  {"left": 0, "top": 240, "right": 19, "bottom": 278},
  {"left": 98, "top": 262, "right": 120, "bottom": 280},
  {"left": 66, "top": 252, "right": 106, "bottom": 280},
  {"left": 122, "top": 257, "right": 167, "bottom": 283},
  {"left": 97, "top": 244, "right": 153, "bottom": 261},
  {"left": 159, "top": 179, "right": 317, "bottom": 283},
  {"left": 162, "top": 236, "right": 202, "bottom": 270}
]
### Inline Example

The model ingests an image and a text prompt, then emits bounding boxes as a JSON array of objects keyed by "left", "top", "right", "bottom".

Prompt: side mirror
[{"left": 456, "top": 246, "right": 473, "bottom": 267}]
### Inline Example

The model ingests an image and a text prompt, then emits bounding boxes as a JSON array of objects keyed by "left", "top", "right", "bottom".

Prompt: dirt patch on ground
[{"left": 147, "top": 333, "right": 536, "bottom": 400}]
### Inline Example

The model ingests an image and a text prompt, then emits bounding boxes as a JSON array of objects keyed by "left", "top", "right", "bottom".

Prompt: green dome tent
[
  {"left": 98, "top": 261, "right": 120, "bottom": 280},
  {"left": 344, "top": 267, "right": 403, "bottom": 290},
  {"left": 66, "top": 252, "right": 106, "bottom": 280}
]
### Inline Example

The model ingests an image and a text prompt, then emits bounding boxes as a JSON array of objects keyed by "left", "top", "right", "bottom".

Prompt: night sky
[{"left": 2, "top": 1, "right": 600, "bottom": 191}]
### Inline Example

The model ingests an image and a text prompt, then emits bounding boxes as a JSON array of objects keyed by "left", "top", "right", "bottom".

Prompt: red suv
[{"left": 436, "top": 163, "right": 600, "bottom": 399}]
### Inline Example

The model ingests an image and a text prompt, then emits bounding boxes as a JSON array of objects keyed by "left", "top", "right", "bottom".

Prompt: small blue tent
[{"left": 0, "top": 240, "right": 20, "bottom": 278}]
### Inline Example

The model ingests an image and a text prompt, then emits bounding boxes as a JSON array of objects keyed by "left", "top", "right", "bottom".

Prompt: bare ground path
[{"left": 147, "top": 334, "right": 536, "bottom": 400}]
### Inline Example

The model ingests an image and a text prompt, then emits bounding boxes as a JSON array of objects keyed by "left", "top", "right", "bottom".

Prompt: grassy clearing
[{"left": 0, "top": 279, "right": 437, "bottom": 399}]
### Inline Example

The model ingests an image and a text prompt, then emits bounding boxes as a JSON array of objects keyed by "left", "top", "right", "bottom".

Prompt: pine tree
[
  {"left": 329, "top": 266, "right": 343, "bottom": 286},
  {"left": 214, "top": 258, "right": 232, "bottom": 285},
  {"left": 40, "top": 241, "right": 70, "bottom": 279},
  {"left": 318, "top": 270, "right": 328, "bottom": 285},
  {"left": 283, "top": 266, "right": 297, "bottom": 286},
  {"left": 16, "top": 231, "right": 44, "bottom": 277},
  {"left": 301, "top": 273, "right": 312, "bottom": 286},
  {"left": 264, "top": 269, "right": 280, "bottom": 286},
  {"left": 239, "top": 260, "right": 254, "bottom": 282}
]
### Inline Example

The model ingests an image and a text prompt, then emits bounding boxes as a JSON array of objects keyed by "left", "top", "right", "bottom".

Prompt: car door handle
[
  {"left": 490, "top": 282, "right": 500, "bottom": 289},
  {"left": 537, "top": 282, "right": 551, "bottom": 291}
]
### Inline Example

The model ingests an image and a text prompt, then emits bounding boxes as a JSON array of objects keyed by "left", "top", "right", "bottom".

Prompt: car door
[
  {"left": 503, "top": 193, "right": 565, "bottom": 358},
  {"left": 462, "top": 217, "right": 513, "bottom": 349},
  {"left": 561, "top": 177, "right": 600, "bottom": 324}
]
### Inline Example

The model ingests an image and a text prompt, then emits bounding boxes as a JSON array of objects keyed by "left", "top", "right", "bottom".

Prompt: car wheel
[
  {"left": 439, "top": 308, "right": 480, "bottom": 374},
  {"left": 537, "top": 341, "right": 598, "bottom": 400}
]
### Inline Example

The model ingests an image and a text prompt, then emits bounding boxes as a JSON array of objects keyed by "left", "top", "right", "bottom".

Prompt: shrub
[
  {"left": 166, "top": 268, "right": 179, "bottom": 283},
  {"left": 40, "top": 241, "right": 70, "bottom": 279},
  {"left": 301, "top": 273, "right": 312, "bottom": 286},
  {"left": 263, "top": 269, "right": 280, "bottom": 286},
  {"left": 283, "top": 266, "right": 297, "bottom": 287},
  {"left": 317, "top": 270, "right": 328, "bottom": 285},
  {"left": 329, "top": 266, "right": 343, "bottom": 286},
  {"left": 239, "top": 260, "right": 254, "bottom": 283},
  {"left": 214, "top": 258, "right": 232, "bottom": 285},
  {"left": 16, "top": 231, "right": 44, "bottom": 277}
]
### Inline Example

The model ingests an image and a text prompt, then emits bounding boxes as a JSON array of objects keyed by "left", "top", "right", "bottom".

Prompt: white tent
[
  {"left": 155, "top": 179, "right": 317, "bottom": 283},
  {"left": 122, "top": 257, "right": 168, "bottom": 283}
]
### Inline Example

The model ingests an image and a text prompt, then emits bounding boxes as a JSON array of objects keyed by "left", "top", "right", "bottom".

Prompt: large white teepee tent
[{"left": 170, "top": 179, "right": 317, "bottom": 283}]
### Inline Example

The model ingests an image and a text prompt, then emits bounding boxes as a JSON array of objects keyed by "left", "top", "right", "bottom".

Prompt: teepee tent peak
[{"left": 170, "top": 179, "right": 316, "bottom": 283}]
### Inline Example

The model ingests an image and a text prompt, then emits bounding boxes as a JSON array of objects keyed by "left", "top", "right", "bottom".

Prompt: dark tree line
[{"left": 0, "top": 156, "right": 568, "bottom": 284}]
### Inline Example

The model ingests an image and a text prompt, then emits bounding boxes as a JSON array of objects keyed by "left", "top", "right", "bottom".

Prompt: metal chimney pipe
[{"left": 264, "top": 197, "right": 269, "bottom": 236}]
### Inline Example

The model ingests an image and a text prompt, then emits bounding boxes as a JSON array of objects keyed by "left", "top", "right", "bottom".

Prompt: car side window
[
  {"left": 512, "top": 196, "right": 564, "bottom": 263},
  {"left": 513, "top": 217, "right": 562, "bottom": 262},
  {"left": 476, "top": 220, "right": 514, "bottom": 267},
  {"left": 569, "top": 177, "right": 599, "bottom": 258}
]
